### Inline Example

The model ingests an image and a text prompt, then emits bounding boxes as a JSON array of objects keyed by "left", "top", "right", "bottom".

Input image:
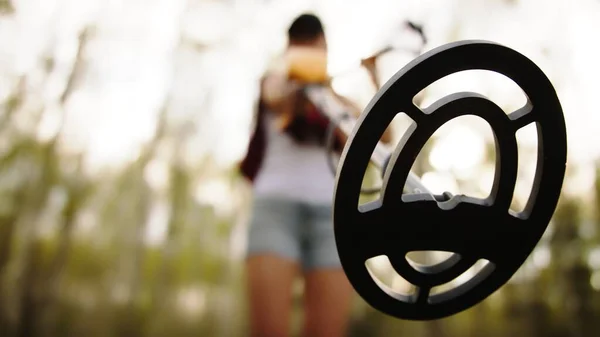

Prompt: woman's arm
[
  {"left": 361, "top": 55, "right": 381, "bottom": 90},
  {"left": 260, "top": 72, "right": 298, "bottom": 114},
  {"left": 327, "top": 86, "right": 393, "bottom": 144}
]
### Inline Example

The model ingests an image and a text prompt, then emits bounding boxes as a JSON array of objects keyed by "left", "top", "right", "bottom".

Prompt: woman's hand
[{"left": 360, "top": 55, "right": 380, "bottom": 89}]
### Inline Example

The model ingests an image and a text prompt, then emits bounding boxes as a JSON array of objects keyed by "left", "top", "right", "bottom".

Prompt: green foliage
[
  {"left": 0, "top": 122, "right": 595, "bottom": 337},
  {"left": 0, "top": 0, "right": 14, "bottom": 15}
]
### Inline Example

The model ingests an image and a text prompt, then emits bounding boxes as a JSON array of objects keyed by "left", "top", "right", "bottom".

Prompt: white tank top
[{"left": 253, "top": 113, "right": 335, "bottom": 205}]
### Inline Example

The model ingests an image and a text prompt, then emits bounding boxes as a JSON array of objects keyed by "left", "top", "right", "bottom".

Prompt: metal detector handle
[
  {"left": 406, "top": 20, "right": 427, "bottom": 45},
  {"left": 304, "top": 85, "right": 431, "bottom": 195},
  {"left": 367, "top": 20, "right": 427, "bottom": 61},
  {"left": 328, "top": 20, "right": 427, "bottom": 80}
]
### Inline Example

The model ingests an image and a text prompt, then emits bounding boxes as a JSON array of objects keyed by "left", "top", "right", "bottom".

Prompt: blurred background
[{"left": 1, "top": 0, "right": 600, "bottom": 336}]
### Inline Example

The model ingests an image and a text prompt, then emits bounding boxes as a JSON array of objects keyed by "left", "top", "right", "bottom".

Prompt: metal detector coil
[{"left": 333, "top": 40, "right": 567, "bottom": 320}]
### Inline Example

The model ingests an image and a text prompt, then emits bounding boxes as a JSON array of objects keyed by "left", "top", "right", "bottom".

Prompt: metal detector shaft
[
  {"left": 303, "top": 86, "right": 429, "bottom": 194},
  {"left": 333, "top": 110, "right": 430, "bottom": 194}
]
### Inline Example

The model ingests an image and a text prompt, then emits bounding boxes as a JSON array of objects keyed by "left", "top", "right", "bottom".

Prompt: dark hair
[{"left": 287, "top": 13, "right": 324, "bottom": 43}]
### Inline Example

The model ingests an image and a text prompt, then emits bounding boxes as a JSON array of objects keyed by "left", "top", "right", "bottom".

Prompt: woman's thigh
[
  {"left": 246, "top": 196, "right": 303, "bottom": 337},
  {"left": 247, "top": 255, "right": 299, "bottom": 337},
  {"left": 301, "top": 202, "right": 354, "bottom": 337},
  {"left": 303, "top": 269, "right": 354, "bottom": 337}
]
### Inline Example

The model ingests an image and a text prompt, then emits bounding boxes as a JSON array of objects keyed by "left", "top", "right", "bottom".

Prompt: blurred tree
[
  {"left": 12, "top": 25, "right": 92, "bottom": 337},
  {"left": 0, "top": 0, "right": 13, "bottom": 15},
  {"left": 595, "top": 163, "right": 600, "bottom": 224},
  {"left": 549, "top": 194, "right": 595, "bottom": 337}
]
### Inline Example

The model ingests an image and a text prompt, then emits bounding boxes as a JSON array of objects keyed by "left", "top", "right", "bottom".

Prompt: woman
[{"left": 239, "top": 13, "right": 385, "bottom": 337}]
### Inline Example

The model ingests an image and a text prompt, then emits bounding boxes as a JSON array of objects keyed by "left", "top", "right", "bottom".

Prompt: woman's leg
[
  {"left": 245, "top": 197, "right": 302, "bottom": 337},
  {"left": 301, "top": 203, "right": 354, "bottom": 337},
  {"left": 303, "top": 268, "right": 354, "bottom": 337},
  {"left": 247, "top": 254, "right": 299, "bottom": 337}
]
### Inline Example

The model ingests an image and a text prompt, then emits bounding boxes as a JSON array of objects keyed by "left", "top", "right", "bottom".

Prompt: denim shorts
[{"left": 246, "top": 196, "right": 342, "bottom": 271}]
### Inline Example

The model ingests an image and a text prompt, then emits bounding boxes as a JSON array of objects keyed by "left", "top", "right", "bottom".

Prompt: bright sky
[
  {"left": 3, "top": 0, "right": 598, "bottom": 167},
  {"left": 1, "top": 0, "right": 598, "bottom": 226}
]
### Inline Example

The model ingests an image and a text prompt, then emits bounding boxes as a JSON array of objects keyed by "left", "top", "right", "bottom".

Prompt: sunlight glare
[
  {"left": 591, "top": 271, "right": 600, "bottom": 291},
  {"left": 181, "top": 2, "right": 235, "bottom": 46},
  {"left": 73, "top": 208, "right": 98, "bottom": 239},
  {"left": 144, "top": 199, "right": 170, "bottom": 247},
  {"left": 420, "top": 171, "right": 458, "bottom": 195},
  {"left": 587, "top": 246, "right": 600, "bottom": 270},
  {"left": 144, "top": 158, "right": 171, "bottom": 192},
  {"left": 36, "top": 103, "right": 63, "bottom": 142},
  {"left": 532, "top": 246, "right": 551, "bottom": 269},
  {"left": 478, "top": 165, "right": 495, "bottom": 196},
  {"left": 562, "top": 164, "right": 596, "bottom": 200},
  {"left": 176, "top": 286, "right": 208, "bottom": 318},
  {"left": 429, "top": 125, "right": 485, "bottom": 176},
  {"left": 194, "top": 178, "right": 234, "bottom": 216}
]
